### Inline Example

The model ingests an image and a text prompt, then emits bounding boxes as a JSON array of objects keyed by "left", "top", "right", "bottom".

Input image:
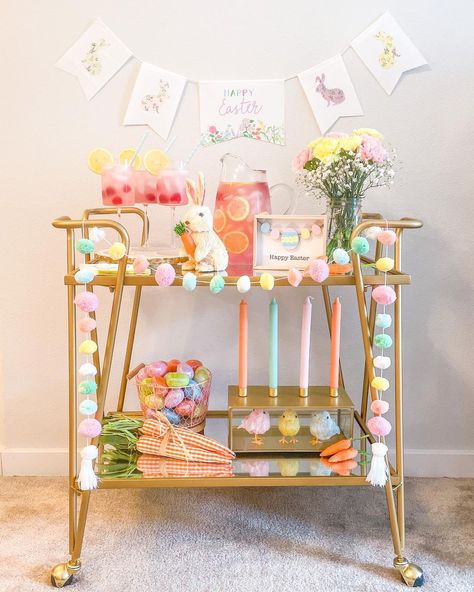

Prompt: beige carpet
[{"left": 0, "top": 477, "right": 473, "bottom": 592}]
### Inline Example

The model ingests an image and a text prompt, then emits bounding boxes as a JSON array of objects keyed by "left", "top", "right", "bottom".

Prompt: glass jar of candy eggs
[{"left": 132, "top": 359, "right": 212, "bottom": 431}]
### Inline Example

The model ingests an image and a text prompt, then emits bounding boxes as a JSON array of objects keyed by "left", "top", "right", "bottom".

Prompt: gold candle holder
[
  {"left": 268, "top": 387, "right": 278, "bottom": 398},
  {"left": 330, "top": 386, "right": 339, "bottom": 398},
  {"left": 299, "top": 387, "right": 308, "bottom": 398},
  {"left": 238, "top": 387, "right": 247, "bottom": 398}
]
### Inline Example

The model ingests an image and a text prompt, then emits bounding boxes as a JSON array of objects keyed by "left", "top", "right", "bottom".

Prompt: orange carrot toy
[
  {"left": 328, "top": 447, "right": 358, "bottom": 463},
  {"left": 174, "top": 222, "right": 195, "bottom": 257},
  {"left": 320, "top": 438, "right": 351, "bottom": 457}
]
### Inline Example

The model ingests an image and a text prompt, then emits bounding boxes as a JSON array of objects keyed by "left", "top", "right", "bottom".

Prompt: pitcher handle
[{"left": 269, "top": 183, "right": 296, "bottom": 215}]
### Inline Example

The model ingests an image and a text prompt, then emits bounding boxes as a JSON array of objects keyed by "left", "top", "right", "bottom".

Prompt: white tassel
[
  {"left": 77, "top": 445, "right": 99, "bottom": 490},
  {"left": 366, "top": 442, "right": 389, "bottom": 487}
]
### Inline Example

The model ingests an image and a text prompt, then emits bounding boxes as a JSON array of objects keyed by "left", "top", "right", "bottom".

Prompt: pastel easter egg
[
  {"left": 133, "top": 255, "right": 149, "bottom": 274},
  {"left": 280, "top": 228, "right": 299, "bottom": 250},
  {"left": 177, "top": 363, "right": 194, "bottom": 378},
  {"left": 260, "top": 222, "right": 271, "bottom": 234},
  {"left": 78, "top": 316, "right": 97, "bottom": 333},
  {"left": 174, "top": 398, "right": 196, "bottom": 417},
  {"left": 368, "top": 416, "right": 392, "bottom": 437},
  {"left": 74, "top": 292, "right": 99, "bottom": 313},
  {"left": 145, "top": 393, "right": 165, "bottom": 410},
  {"left": 137, "top": 368, "right": 148, "bottom": 382},
  {"left": 259, "top": 272, "right": 274, "bottom": 291},
  {"left": 155, "top": 263, "right": 176, "bottom": 287},
  {"left": 183, "top": 272, "right": 197, "bottom": 291},
  {"left": 165, "top": 372, "right": 190, "bottom": 388},
  {"left": 193, "top": 403, "right": 207, "bottom": 417},
  {"left": 139, "top": 377, "right": 155, "bottom": 397},
  {"left": 79, "top": 380, "right": 97, "bottom": 395},
  {"left": 333, "top": 248, "right": 350, "bottom": 265},
  {"left": 152, "top": 376, "right": 168, "bottom": 396},
  {"left": 377, "top": 230, "right": 397, "bottom": 246},
  {"left": 79, "top": 340, "right": 97, "bottom": 355},
  {"left": 375, "top": 257, "right": 394, "bottom": 272},
  {"left": 184, "top": 380, "right": 201, "bottom": 401},
  {"left": 308, "top": 259, "right": 329, "bottom": 283},
  {"left": 194, "top": 366, "right": 211, "bottom": 384},
  {"left": 78, "top": 418, "right": 102, "bottom": 438},
  {"left": 76, "top": 238, "right": 95, "bottom": 254},
  {"left": 288, "top": 268, "right": 303, "bottom": 287},
  {"left": 364, "top": 226, "right": 382, "bottom": 241},
  {"left": 209, "top": 275, "right": 225, "bottom": 294},
  {"left": 146, "top": 361, "right": 167, "bottom": 378},
  {"left": 166, "top": 359, "right": 181, "bottom": 372},
  {"left": 374, "top": 334, "right": 392, "bottom": 349},
  {"left": 164, "top": 388, "right": 185, "bottom": 408},
  {"left": 371, "top": 400, "right": 389, "bottom": 415},
  {"left": 301, "top": 227, "right": 311, "bottom": 240},
  {"left": 237, "top": 275, "right": 251, "bottom": 293},
  {"left": 109, "top": 242, "right": 127, "bottom": 260},
  {"left": 373, "top": 355, "right": 391, "bottom": 370},
  {"left": 186, "top": 359, "right": 203, "bottom": 371},
  {"left": 375, "top": 313, "right": 392, "bottom": 329},
  {"left": 371, "top": 376, "right": 390, "bottom": 392},
  {"left": 74, "top": 269, "right": 95, "bottom": 284},
  {"left": 372, "top": 286, "right": 396, "bottom": 305},
  {"left": 351, "top": 236, "right": 370, "bottom": 255},
  {"left": 79, "top": 399, "right": 98, "bottom": 416},
  {"left": 162, "top": 407, "right": 180, "bottom": 425}
]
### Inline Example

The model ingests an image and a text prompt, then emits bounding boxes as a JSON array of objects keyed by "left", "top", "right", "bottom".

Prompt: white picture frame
[{"left": 253, "top": 215, "right": 327, "bottom": 271}]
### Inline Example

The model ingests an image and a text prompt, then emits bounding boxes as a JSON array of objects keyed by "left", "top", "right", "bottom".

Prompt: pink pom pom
[
  {"left": 288, "top": 268, "right": 303, "bottom": 287},
  {"left": 372, "top": 285, "right": 396, "bottom": 305},
  {"left": 78, "top": 418, "right": 102, "bottom": 438},
  {"left": 74, "top": 292, "right": 99, "bottom": 313},
  {"left": 368, "top": 415, "right": 392, "bottom": 437},
  {"left": 133, "top": 255, "right": 149, "bottom": 274},
  {"left": 78, "top": 316, "right": 97, "bottom": 332},
  {"left": 155, "top": 263, "right": 176, "bottom": 287},
  {"left": 311, "top": 224, "right": 322, "bottom": 236},
  {"left": 371, "top": 399, "right": 390, "bottom": 415},
  {"left": 377, "top": 230, "right": 397, "bottom": 245},
  {"left": 308, "top": 259, "right": 329, "bottom": 283}
]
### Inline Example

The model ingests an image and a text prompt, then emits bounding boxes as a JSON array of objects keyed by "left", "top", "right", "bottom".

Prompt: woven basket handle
[{"left": 127, "top": 363, "right": 145, "bottom": 381}]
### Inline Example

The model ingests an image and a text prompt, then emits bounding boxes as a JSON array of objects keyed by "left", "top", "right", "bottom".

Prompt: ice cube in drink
[
  {"left": 134, "top": 170, "right": 158, "bottom": 204},
  {"left": 155, "top": 170, "right": 188, "bottom": 206},
  {"left": 101, "top": 165, "right": 135, "bottom": 206}
]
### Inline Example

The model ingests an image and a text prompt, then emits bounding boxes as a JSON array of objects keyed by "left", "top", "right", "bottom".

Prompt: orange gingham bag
[{"left": 137, "top": 455, "right": 234, "bottom": 478}]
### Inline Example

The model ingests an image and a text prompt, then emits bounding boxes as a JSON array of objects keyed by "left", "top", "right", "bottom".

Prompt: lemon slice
[
  {"left": 119, "top": 148, "right": 143, "bottom": 170},
  {"left": 143, "top": 149, "right": 170, "bottom": 175},
  {"left": 87, "top": 148, "right": 114, "bottom": 174}
]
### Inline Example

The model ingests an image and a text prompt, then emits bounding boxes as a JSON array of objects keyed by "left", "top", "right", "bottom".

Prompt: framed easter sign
[{"left": 253, "top": 215, "right": 327, "bottom": 271}]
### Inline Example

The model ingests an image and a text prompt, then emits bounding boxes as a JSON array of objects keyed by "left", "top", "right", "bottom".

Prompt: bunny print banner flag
[
  {"left": 351, "top": 12, "right": 427, "bottom": 95},
  {"left": 124, "top": 62, "right": 187, "bottom": 138},
  {"left": 298, "top": 55, "right": 363, "bottom": 134},
  {"left": 199, "top": 80, "right": 285, "bottom": 145},
  {"left": 56, "top": 18, "right": 133, "bottom": 100}
]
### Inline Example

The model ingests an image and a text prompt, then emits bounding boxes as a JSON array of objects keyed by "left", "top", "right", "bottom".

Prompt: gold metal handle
[{"left": 81, "top": 206, "right": 149, "bottom": 246}]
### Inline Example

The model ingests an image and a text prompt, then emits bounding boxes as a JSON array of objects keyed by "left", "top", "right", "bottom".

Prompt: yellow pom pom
[
  {"left": 260, "top": 272, "right": 275, "bottom": 291},
  {"left": 301, "top": 227, "right": 311, "bottom": 240},
  {"left": 109, "top": 242, "right": 127, "bottom": 260},
  {"left": 79, "top": 340, "right": 98, "bottom": 355},
  {"left": 375, "top": 257, "right": 394, "bottom": 272},
  {"left": 371, "top": 376, "right": 390, "bottom": 392}
]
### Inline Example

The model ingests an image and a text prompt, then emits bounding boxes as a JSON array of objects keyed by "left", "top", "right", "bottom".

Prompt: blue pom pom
[
  {"left": 375, "top": 313, "right": 392, "bottom": 329},
  {"left": 260, "top": 222, "right": 271, "bottom": 234},
  {"left": 162, "top": 407, "right": 180, "bottom": 425},
  {"left": 79, "top": 399, "right": 98, "bottom": 416},
  {"left": 333, "top": 248, "right": 350, "bottom": 265},
  {"left": 209, "top": 275, "right": 225, "bottom": 294},
  {"left": 374, "top": 334, "right": 393, "bottom": 349},
  {"left": 74, "top": 269, "right": 95, "bottom": 284},
  {"left": 79, "top": 380, "right": 97, "bottom": 395},
  {"left": 182, "top": 272, "right": 197, "bottom": 291},
  {"left": 76, "top": 238, "right": 95, "bottom": 255},
  {"left": 351, "top": 236, "right": 370, "bottom": 255}
]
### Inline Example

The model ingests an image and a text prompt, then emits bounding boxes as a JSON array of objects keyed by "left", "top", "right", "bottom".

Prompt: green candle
[{"left": 269, "top": 297, "right": 278, "bottom": 394}]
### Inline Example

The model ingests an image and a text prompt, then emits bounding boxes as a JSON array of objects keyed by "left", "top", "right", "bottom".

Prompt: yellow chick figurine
[{"left": 278, "top": 410, "right": 300, "bottom": 444}]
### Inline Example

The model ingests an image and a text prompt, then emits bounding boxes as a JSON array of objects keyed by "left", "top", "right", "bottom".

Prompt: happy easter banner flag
[
  {"left": 199, "top": 80, "right": 285, "bottom": 146},
  {"left": 298, "top": 55, "right": 364, "bottom": 134},
  {"left": 123, "top": 62, "right": 187, "bottom": 139},
  {"left": 351, "top": 12, "right": 427, "bottom": 95},
  {"left": 56, "top": 18, "right": 133, "bottom": 100}
]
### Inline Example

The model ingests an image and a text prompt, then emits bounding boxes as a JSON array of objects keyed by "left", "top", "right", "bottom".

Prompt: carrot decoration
[
  {"left": 174, "top": 222, "right": 195, "bottom": 257},
  {"left": 320, "top": 438, "right": 351, "bottom": 457},
  {"left": 328, "top": 447, "right": 358, "bottom": 463}
]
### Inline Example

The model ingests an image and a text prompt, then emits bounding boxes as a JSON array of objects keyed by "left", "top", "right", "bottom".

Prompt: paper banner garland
[
  {"left": 199, "top": 80, "right": 285, "bottom": 145},
  {"left": 123, "top": 62, "right": 187, "bottom": 139},
  {"left": 351, "top": 12, "right": 427, "bottom": 95},
  {"left": 56, "top": 18, "right": 133, "bottom": 100},
  {"left": 298, "top": 55, "right": 363, "bottom": 134}
]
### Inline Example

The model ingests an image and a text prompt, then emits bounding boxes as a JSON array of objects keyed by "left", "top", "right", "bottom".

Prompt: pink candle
[
  {"left": 299, "top": 296, "right": 313, "bottom": 396},
  {"left": 238, "top": 300, "right": 248, "bottom": 396},
  {"left": 329, "top": 297, "right": 341, "bottom": 394}
]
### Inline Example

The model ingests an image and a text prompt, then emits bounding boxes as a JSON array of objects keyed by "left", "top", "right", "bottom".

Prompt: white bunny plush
[{"left": 181, "top": 173, "right": 229, "bottom": 272}]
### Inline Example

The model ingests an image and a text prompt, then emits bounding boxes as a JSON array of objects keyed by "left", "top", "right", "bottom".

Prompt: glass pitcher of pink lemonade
[{"left": 213, "top": 154, "right": 295, "bottom": 267}]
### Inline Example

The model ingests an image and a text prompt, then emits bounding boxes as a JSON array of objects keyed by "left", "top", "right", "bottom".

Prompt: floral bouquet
[{"left": 293, "top": 129, "right": 395, "bottom": 259}]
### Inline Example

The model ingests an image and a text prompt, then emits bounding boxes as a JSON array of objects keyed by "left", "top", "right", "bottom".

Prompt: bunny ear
[
  {"left": 185, "top": 179, "right": 197, "bottom": 204},
  {"left": 196, "top": 172, "right": 206, "bottom": 206}
]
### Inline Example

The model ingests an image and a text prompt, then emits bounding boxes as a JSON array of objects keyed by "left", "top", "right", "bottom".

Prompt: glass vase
[{"left": 325, "top": 196, "right": 362, "bottom": 259}]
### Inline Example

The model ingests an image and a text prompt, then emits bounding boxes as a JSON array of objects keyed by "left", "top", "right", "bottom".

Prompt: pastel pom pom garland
[{"left": 155, "top": 263, "right": 176, "bottom": 287}]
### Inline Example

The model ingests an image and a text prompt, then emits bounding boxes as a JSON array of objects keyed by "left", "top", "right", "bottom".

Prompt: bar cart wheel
[
  {"left": 50, "top": 560, "right": 81, "bottom": 588},
  {"left": 394, "top": 557, "right": 424, "bottom": 587}
]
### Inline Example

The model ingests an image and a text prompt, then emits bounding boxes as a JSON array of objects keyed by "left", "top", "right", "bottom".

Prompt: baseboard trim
[{"left": 1, "top": 447, "right": 473, "bottom": 477}]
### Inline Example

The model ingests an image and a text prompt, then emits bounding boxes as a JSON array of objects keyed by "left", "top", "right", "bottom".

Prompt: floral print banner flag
[
  {"left": 298, "top": 55, "right": 363, "bottom": 134},
  {"left": 199, "top": 80, "right": 285, "bottom": 145},
  {"left": 123, "top": 62, "right": 187, "bottom": 138},
  {"left": 55, "top": 18, "right": 133, "bottom": 100},
  {"left": 351, "top": 12, "right": 427, "bottom": 95}
]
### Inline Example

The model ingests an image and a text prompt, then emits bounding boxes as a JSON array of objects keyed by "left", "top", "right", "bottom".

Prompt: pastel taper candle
[
  {"left": 238, "top": 299, "right": 248, "bottom": 397},
  {"left": 299, "top": 296, "right": 313, "bottom": 397},
  {"left": 268, "top": 297, "right": 278, "bottom": 397},
  {"left": 329, "top": 297, "right": 341, "bottom": 397}
]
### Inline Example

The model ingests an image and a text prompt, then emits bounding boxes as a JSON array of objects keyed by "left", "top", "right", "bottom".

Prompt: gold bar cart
[{"left": 50, "top": 208, "right": 424, "bottom": 588}]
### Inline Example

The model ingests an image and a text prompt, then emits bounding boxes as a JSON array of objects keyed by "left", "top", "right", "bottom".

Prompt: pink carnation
[
  {"left": 359, "top": 135, "right": 387, "bottom": 163},
  {"left": 291, "top": 147, "right": 313, "bottom": 172}
]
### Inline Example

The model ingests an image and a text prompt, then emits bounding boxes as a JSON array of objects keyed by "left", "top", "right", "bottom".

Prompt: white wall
[{"left": 1, "top": 0, "right": 473, "bottom": 476}]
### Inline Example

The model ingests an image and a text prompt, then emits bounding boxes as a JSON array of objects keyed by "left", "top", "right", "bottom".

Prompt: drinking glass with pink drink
[
  {"left": 155, "top": 169, "right": 189, "bottom": 248},
  {"left": 133, "top": 170, "right": 158, "bottom": 204},
  {"left": 101, "top": 164, "right": 135, "bottom": 206}
]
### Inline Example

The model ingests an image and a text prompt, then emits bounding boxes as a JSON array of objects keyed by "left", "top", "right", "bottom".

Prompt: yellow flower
[
  {"left": 353, "top": 128, "right": 384, "bottom": 140},
  {"left": 308, "top": 136, "right": 340, "bottom": 161},
  {"left": 338, "top": 134, "right": 362, "bottom": 152}
]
